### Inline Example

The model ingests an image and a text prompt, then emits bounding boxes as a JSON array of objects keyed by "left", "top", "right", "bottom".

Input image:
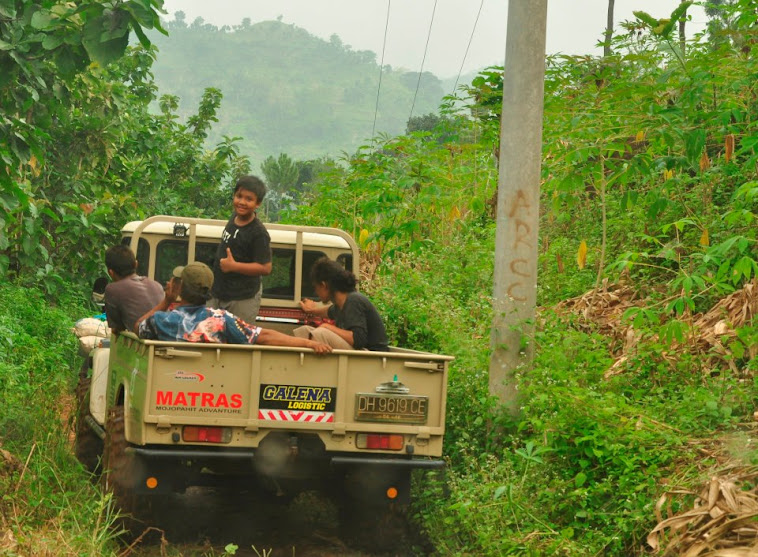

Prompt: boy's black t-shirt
[
  {"left": 327, "top": 291, "right": 389, "bottom": 351},
  {"left": 212, "top": 216, "right": 271, "bottom": 301}
]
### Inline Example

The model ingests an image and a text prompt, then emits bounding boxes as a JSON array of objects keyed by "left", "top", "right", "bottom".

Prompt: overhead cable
[
  {"left": 453, "top": 0, "right": 485, "bottom": 94},
  {"left": 372, "top": 0, "right": 392, "bottom": 140},
  {"left": 409, "top": 0, "right": 438, "bottom": 123}
]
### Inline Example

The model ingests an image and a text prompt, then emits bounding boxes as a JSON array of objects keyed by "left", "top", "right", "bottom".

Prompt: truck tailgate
[{"left": 130, "top": 340, "right": 450, "bottom": 456}]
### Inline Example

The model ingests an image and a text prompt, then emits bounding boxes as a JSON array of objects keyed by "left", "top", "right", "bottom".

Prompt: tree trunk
[
  {"left": 604, "top": 0, "right": 615, "bottom": 57},
  {"left": 489, "top": 0, "right": 548, "bottom": 415}
]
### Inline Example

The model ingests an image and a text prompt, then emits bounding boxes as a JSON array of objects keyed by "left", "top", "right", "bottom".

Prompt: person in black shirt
[
  {"left": 297, "top": 257, "right": 389, "bottom": 351},
  {"left": 207, "top": 176, "right": 272, "bottom": 323}
]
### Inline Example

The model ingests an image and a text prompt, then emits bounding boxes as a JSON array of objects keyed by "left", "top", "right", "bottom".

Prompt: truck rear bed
[{"left": 110, "top": 334, "right": 450, "bottom": 458}]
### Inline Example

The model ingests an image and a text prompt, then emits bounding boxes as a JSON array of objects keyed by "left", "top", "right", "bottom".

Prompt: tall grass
[{"left": 0, "top": 283, "right": 120, "bottom": 556}]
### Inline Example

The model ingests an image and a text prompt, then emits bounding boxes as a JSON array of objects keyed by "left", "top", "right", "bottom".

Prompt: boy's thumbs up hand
[{"left": 219, "top": 247, "right": 236, "bottom": 273}]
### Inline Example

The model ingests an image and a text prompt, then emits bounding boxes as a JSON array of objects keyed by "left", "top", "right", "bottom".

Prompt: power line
[
  {"left": 372, "top": 0, "right": 392, "bottom": 140},
  {"left": 453, "top": 0, "right": 485, "bottom": 94},
  {"left": 409, "top": 0, "right": 438, "bottom": 123}
]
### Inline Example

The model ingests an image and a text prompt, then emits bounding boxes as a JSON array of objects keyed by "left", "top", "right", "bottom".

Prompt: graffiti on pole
[{"left": 505, "top": 189, "right": 536, "bottom": 303}]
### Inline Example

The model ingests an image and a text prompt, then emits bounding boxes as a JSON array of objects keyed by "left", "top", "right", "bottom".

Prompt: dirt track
[{"left": 125, "top": 486, "right": 432, "bottom": 557}]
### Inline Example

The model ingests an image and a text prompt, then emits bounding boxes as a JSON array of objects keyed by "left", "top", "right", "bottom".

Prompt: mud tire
[
  {"left": 74, "top": 376, "right": 103, "bottom": 474},
  {"left": 102, "top": 405, "right": 152, "bottom": 538}
]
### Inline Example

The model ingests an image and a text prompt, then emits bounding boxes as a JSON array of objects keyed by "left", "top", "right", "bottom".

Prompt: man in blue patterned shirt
[{"left": 136, "top": 262, "right": 331, "bottom": 354}]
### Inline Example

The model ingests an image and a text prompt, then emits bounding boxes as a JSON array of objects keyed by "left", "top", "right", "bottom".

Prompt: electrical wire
[
  {"left": 409, "top": 0, "right": 438, "bottom": 123},
  {"left": 372, "top": 0, "right": 392, "bottom": 140},
  {"left": 453, "top": 0, "right": 485, "bottom": 94}
]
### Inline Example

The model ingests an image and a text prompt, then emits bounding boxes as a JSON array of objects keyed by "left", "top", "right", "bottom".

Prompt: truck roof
[{"left": 121, "top": 220, "right": 353, "bottom": 250}]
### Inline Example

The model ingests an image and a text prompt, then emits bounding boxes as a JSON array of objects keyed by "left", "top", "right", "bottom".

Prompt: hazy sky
[{"left": 160, "top": 1, "right": 707, "bottom": 78}]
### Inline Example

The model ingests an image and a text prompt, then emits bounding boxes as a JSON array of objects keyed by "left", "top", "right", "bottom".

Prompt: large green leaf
[
  {"left": 684, "top": 129, "right": 706, "bottom": 168},
  {"left": 41, "top": 35, "right": 63, "bottom": 50},
  {"left": 53, "top": 45, "right": 87, "bottom": 77},
  {"left": 81, "top": 10, "right": 130, "bottom": 66},
  {"left": 30, "top": 10, "right": 54, "bottom": 30},
  {"left": 0, "top": 0, "right": 15, "bottom": 18}
]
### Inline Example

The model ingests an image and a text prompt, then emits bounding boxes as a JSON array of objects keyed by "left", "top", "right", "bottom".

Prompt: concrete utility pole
[
  {"left": 489, "top": 0, "right": 548, "bottom": 414},
  {"left": 604, "top": 0, "right": 616, "bottom": 57}
]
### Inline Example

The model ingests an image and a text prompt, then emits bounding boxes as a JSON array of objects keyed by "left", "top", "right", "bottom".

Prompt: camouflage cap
[{"left": 179, "top": 261, "right": 213, "bottom": 297}]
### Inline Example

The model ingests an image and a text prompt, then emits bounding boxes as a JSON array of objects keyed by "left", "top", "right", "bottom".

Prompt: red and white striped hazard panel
[{"left": 258, "top": 409, "right": 335, "bottom": 422}]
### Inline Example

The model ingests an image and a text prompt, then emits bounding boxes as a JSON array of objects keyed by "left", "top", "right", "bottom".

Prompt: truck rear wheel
[
  {"left": 336, "top": 466, "right": 412, "bottom": 552},
  {"left": 74, "top": 376, "right": 103, "bottom": 474},
  {"left": 338, "top": 500, "right": 409, "bottom": 552},
  {"left": 102, "top": 405, "right": 152, "bottom": 537}
]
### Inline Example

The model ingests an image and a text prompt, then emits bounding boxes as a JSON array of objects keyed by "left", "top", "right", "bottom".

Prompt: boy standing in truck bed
[{"left": 207, "top": 175, "right": 272, "bottom": 324}]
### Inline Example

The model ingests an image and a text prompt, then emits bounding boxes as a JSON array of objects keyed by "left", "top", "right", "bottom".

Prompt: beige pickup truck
[{"left": 74, "top": 216, "right": 451, "bottom": 543}]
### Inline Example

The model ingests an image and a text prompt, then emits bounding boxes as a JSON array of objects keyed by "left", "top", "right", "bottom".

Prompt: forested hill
[{"left": 148, "top": 15, "right": 447, "bottom": 166}]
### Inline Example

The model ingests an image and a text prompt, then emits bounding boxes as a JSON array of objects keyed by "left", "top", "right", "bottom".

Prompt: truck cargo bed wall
[{"left": 108, "top": 334, "right": 450, "bottom": 457}]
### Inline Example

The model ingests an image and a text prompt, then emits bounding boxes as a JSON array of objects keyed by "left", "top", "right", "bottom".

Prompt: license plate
[{"left": 354, "top": 393, "right": 428, "bottom": 424}]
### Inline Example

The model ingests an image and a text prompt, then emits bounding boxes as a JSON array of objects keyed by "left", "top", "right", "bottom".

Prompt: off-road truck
[{"left": 74, "top": 216, "right": 451, "bottom": 545}]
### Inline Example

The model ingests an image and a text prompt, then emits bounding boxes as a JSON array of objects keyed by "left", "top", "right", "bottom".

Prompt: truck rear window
[
  {"left": 122, "top": 233, "right": 350, "bottom": 302},
  {"left": 122, "top": 237, "right": 150, "bottom": 277},
  {"left": 265, "top": 249, "right": 326, "bottom": 300},
  {"left": 154, "top": 240, "right": 217, "bottom": 285}
]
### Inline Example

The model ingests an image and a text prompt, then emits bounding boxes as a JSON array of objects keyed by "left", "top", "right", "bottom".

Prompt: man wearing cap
[{"left": 134, "top": 262, "right": 332, "bottom": 353}]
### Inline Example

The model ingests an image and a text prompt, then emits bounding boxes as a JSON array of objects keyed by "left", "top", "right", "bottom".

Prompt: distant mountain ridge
[{"left": 148, "top": 16, "right": 448, "bottom": 167}]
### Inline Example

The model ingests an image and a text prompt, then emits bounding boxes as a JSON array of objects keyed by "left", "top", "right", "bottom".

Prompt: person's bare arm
[
  {"left": 133, "top": 280, "right": 179, "bottom": 333},
  {"left": 256, "top": 328, "right": 333, "bottom": 354},
  {"left": 298, "top": 298, "right": 331, "bottom": 318},
  {"left": 219, "top": 248, "right": 272, "bottom": 276}
]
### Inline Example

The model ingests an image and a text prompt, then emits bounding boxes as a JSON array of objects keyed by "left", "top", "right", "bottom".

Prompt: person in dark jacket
[{"left": 297, "top": 257, "right": 389, "bottom": 351}]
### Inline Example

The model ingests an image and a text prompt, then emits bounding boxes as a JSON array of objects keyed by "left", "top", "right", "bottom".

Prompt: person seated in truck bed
[
  {"left": 296, "top": 257, "right": 389, "bottom": 351},
  {"left": 134, "top": 261, "right": 332, "bottom": 354},
  {"left": 103, "top": 245, "right": 165, "bottom": 334}
]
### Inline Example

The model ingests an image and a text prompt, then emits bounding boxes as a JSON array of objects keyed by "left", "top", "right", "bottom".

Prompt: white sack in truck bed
[
  {"left": 72, "top": 317, "right": 111, "bottom": 338},
  {"left": 72, "top": 318, "right": 111, "bottom": 357}
]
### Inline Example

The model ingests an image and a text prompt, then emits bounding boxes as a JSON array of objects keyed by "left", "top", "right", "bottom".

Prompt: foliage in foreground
[
  {"left": 363, "top": 220, "right": 756, "bottom": 554},
  {"left": 416, "top": 314, "right": 755, "bottom": 555},
  {"left": 0, "top": 285, "right": 119, "bottom": 556},
  {"left": 2, "top": 0, "right": 251, "bottom": 295},
  {"left": 286, "top": 3, "right": 758, "bottom": 554},
  {"left": 3, "top": 1, "right": 758, "bottom": 556}
]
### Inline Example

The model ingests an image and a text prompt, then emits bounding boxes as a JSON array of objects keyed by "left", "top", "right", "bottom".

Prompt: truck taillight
[
  {"left": 182, "top": 426, "right": 232, "bottom": 444},
  {"left": 356, "top": 433, "right": 404, "bottom": 450}
]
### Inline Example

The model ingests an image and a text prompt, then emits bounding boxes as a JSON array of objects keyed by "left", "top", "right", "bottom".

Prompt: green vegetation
[
  {"left": 0, "top": 285, "right": 118, "bottom": 555},
  {"left": 2, "top": 0, "right": 758, "bottom": 555},
  {"left": 149, "top": 13, "right": 446, "bottom": 168},
  {"left": 282, "top": 2, "right": 758, "bottom": 553}
]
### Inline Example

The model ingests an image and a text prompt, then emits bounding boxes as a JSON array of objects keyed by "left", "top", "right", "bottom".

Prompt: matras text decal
[{"left": 155, "top": 390, "right": 243, "bottom": 414}]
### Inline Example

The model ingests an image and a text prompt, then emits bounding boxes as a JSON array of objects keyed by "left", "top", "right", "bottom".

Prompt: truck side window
[
  {"left": 155, "top": 240, "right": 219, "bottom": 285},
  {"left": 194, "top": 243, "right": 217, "bottom": 270},
  {"left": 264, "top": 249, "right": 327, "bottom": 300},
  {"left": 155, "top": 240, "right": 187, "bottom": 285},
  {"left": 121, "top": 237, "right": 150, "bottom": 277},
  {"left": 301, "top": 250, "right": 327, "bottom": 299},
  {"left": 336, "top": 253, "right": 353, "bottom": 271}
]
